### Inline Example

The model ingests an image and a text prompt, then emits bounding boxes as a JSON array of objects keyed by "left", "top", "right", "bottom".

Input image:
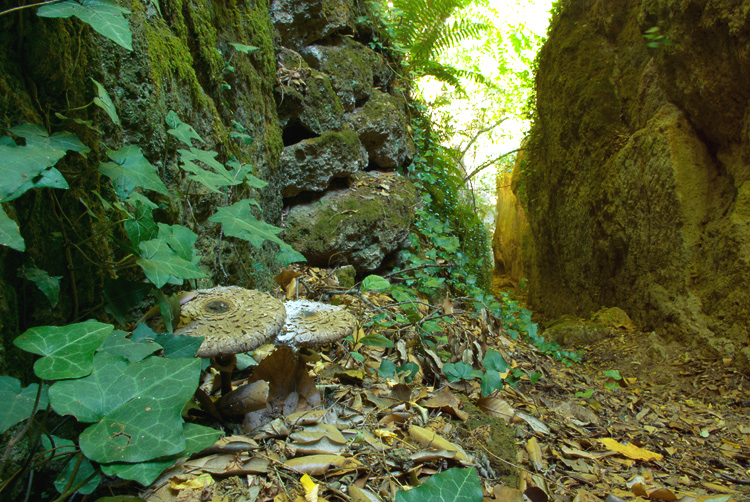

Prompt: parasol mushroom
[
  {"left": 174, "top": 286, "right": 286, "bottom": 395},
  {"left": 276, "top": 300, "right": 356, "bottom": 347}
]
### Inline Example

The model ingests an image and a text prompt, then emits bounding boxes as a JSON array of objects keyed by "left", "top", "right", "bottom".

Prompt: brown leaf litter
[{"left": 141, "top": 265, "right": 750, "bottom": 502}]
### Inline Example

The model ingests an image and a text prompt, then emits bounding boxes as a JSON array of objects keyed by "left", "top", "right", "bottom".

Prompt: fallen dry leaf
[{"left": 597, "top": 438, "right": 663, "bottom": 462}]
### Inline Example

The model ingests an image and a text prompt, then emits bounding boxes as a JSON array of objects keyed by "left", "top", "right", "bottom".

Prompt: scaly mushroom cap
[
  {"left": 277, "top": 300, "right": 356, "bottom": 347},
  {"left": 174, "top": 286, "right": 286, "bottom": 358}
]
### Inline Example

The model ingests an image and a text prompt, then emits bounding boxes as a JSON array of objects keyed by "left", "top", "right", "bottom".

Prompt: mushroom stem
[
  {"left": 194, "top": 387, "right": 224, "bottom": 422},
  {"left": 212, "top": 354, "right": 237, "bottom": 396}
]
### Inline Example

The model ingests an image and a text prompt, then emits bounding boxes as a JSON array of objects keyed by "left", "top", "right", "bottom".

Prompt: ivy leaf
[
  {"left": 38, "top": 0, "right": 133, "bottom": 51},
  {"left": 48, "top": 353, "right": 201, "bottom": 463},
  {"left": 179, "top": 148, "right": 243, "bottom": 193},
  {"left": 229, "top": 42, "right": 259, "bottom": 53},
  {"left": 395, "top": 467, "right": 482, "bottom": 502},
  {"left": 209, "top": 198, "right": 287, "bottom": 249},
  {"left": 378, "top": 360, "right": 397, "bottom": 379},
  {"left": 0, "top": 206, "right": 25, "bottom": 251},
  {"left": 443, "top": 362, "right": 477, "bottom": 383},
  {"left": 97, "top": 331, "right": 162, "bottom": 362},
  {"left": 0, "top": 143, "right": 66, "bottom": 203},
  {"left": 13, "top": 320, "right": 114, "bottom": 380},
  {"left": 100, "top": 423, "right": 220, "bottom": 485},
  {"left": 226, "top": 159, "right": 267, "bottom": 189},
  {"left": 166, "top": 111, "right": 204, "bottom": 147},
  {"left": 480, "top": 370, "right": 503, "bottom": 397},
  {"left": 123, "top": 194, "right": 158, "bottom": 248},
  {"left": 157, "top": 223, "right": 197, "bottom": 261},
  {"left": 0, "top": 376, "right": 49, "bottom": 433},
  {"left": 18, "top": 266, "right": 62, "bottom": 307},
  {"left": 361, "top": 275, "right": 391, "bottom": 292},
  {"left": 10, "top": 123, "right": 90, "bottom": 157},
  {"left": 137, "top": 238, "right": 207, "bottom": 288},
  {"left": 99, "top": 145, "right": 169, "bottom": 200},
  {"left": 482, "top": 349, "right": 508, "bottom": 373},
  {"left": 276, "top": 245, "right": 306, "bottom": 266},
  {"left": 91, "top": 78, "right": 121, "bottom": 126}
]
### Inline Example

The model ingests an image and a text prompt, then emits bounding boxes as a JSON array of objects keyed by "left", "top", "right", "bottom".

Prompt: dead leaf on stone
[
  {"left": 492, "top": 485, "right": 524, "bottom": 501},
  {"left": 420, "top": 386, "right": 469, "bottom": 420},
  {"left": 476, "top": 396, "right": 515, "bottom": 421},
  {"left": 408, "top": 425, "right": 472, "bottom": 463}
]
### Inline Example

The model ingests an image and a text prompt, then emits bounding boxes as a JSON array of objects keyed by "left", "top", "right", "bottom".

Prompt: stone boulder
[
  {"left": 345, "top": 90, "right": 415, "bottom": 169},
  {"left": 301, "top": 38, "right": 387, "bottom": 111},
  {"left": 270, "top": 0, "right": 354, "bottom": 50},
  {"left": 279, "top": 129, "right": 368, "bottom": 197},
  {"left": 283, "top": 172, "right": 418, "bottom": 272},
  {"left": 276, "top": 49, "right": 344, "bottom": 135}
]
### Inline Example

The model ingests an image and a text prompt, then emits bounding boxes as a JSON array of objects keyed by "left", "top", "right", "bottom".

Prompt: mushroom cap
[
  {"left": 276, "top": 300, "right": 356, "bottom": 347},
  {"left": 174, "top": 286, "right": 286, "bottom": 358}
]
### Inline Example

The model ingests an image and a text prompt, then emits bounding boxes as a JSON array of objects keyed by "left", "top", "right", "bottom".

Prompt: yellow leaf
[
  {"left": 301, "top": 474, "right": 319, "bottom": 502},
  {"left": 597, "top": 438, "right": 663, "bottom": 461},
  {"left": 408, "top": 425, "right": 471, "bottom": 462},
  {"left": 169, "top": 472, "right": 215, "bottom": 490}
]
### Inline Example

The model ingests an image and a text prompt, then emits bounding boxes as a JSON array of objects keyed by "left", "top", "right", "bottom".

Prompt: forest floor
[{"left": 141, "top": 267, "right": 750, "bottom": 502}]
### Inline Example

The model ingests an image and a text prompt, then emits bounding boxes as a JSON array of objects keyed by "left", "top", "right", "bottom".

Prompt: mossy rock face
[
  {"left": 270, "top": 0, "right": 355, "bottom": 50},
  {"left": 514, "top": 0, "right": 750, "bottom": 365},
  {"left": 301, "top": 37, "right": 385, "bottom": 111},
  {"left": 275, "top": 50, "right": 345, "bottom": 135},
  {"left": 345, "top": 90, "right": 415, "bottom": 169},
  {"left": 279, "top": 129, "right": 367, "bottom": 197},
  {"left": 283, "top": 172, "right": 418, "bottom": 272}
]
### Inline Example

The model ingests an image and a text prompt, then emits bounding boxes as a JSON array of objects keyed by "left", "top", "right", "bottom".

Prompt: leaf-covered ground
[{"left": 141, "top": 267, "right": 750, "bottom": 502}]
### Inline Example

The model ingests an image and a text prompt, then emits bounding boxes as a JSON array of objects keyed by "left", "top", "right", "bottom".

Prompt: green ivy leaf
[
  {"left": 359, "top": 333, "right": 394, "bottom": 348},
  {"left": 166, "top": 111, "right": 205, "bottom": 147},
  {"left": 443, "top": 362, "right": 475, "bottom": 382},
  {"left": 99, "top": 145, "right": 169, "bottom": 200},
  {"left": 100, "top": 423, "right": 220, "bottom": 485},
  {"left": 98, "top": 330, "right": 162, "bottom": 362},
  {"left": 157, "top": 223, "right": 197, "bottom": 261},
  {"left": 38, "top": 0, "right": 133, "bottom": 51},
  {"left": 378, "top": 359, "right": 397, "bottom": 378},
  {"left": 41, "top": 436, "right": 101, "bottom": 495},
  {"left": 14, "top": 320, "right": 114, "bottom": 380},
  {"left": 209, "top": 199, "right": 294, "bottom": 251},
  {"left": 395, "top": 467, "right": 482, "bottom": 502},
  {"left": 361, "top": 275, "right": 391, "bottom": 292},
  {"left": 421, "top": 320, "right": 442, "bottom": 333},
  {"left": 229, "top": 42, "right": 259, "bottom": 53},
  {"left": 49, "top": 352, "right": 200, "bottom": 463},
  {"left": 0, "top": 143, "right": 66, "bottom": 203},
  {"left": 482, "top": 349, "right": 508, "bottom": 373},
  {"left": 10, "top": 123, "right": 90, "bottom": 157},
  {"left": 90, "top": 78, "right": 121, "bottom": 125},
  {"left": 179, "top": 148, "right": 242, "bottom": 193},
  {"left": 480, "top": 370, "right": 503, "bottom": 397},
  {"left": 18, "top": 266, "right": 62, "bottom": 307},
  {"left": 1, "top": 206, "right": 25, "bottom": 251},
  {"left": 123, "top": 196, "right": 158, "bottom": 249},
  {"left": 226, "top": 159, "right": 267, "bottom": 189},
  {"left": 0, "top": 376, "right": 49, "bottom": 433},
  {"left": 137, "top": 238, "right": 207, "bottom": 288}
]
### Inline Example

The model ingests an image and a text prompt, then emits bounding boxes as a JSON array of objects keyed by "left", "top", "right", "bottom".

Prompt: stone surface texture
[
  {"left": 505, "top": 0, "right": 750, "bottom": 370},
  {"left": 283, "top": 172, "right": 418, "bottom": 272}
]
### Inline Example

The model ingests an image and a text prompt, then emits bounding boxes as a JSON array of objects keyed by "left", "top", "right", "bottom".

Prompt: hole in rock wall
[
  {"left": 283, "top": 177, "right": 350, "bottom": 207},
  {"left": 282, "top": 122, "right": 317, "bottom": 146}
]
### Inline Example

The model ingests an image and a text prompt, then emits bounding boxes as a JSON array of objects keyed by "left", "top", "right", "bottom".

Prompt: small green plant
[
  {"left": 395, "top": 466, "right": 482, "bottom": 502},
  {"left": 643, "top": 26, "right": 672, "bottom": 49},
  {"left": 443, "top": 349, "right": 510, "bottom": 397}
]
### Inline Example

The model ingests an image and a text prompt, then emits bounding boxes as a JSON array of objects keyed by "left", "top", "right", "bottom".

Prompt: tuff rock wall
[
  {"left": 508, "top": 0, "right": 750, "bottom": 370},
  {"left": 0, "top": 0, "right": 417, "bottom": 374}
]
